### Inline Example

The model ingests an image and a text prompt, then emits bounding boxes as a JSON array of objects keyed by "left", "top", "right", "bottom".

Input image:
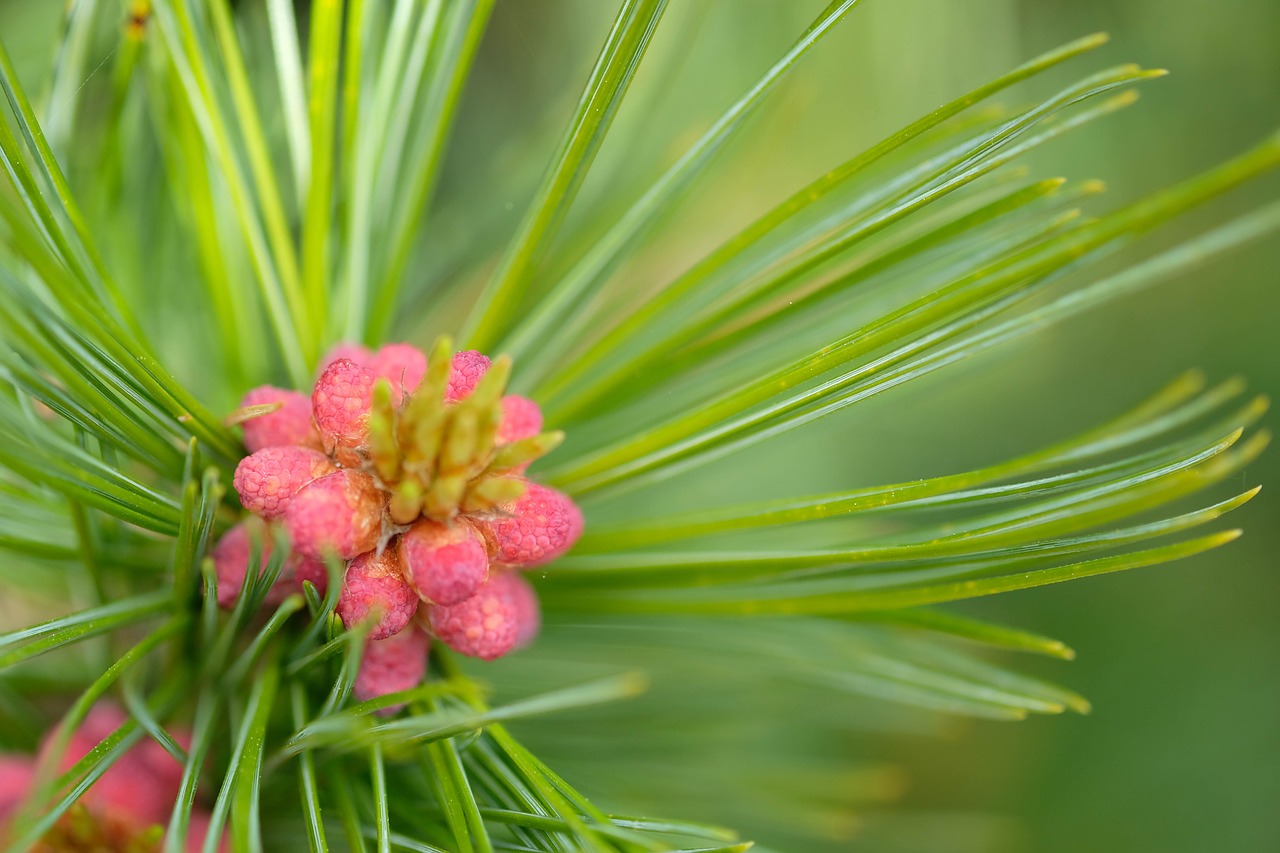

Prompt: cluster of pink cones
[
  {"left": 213, "top": 340, "right": 582, "bottom": 705},
  {"left": 0, "top": 706, "right": 219, "bottom": 851}
]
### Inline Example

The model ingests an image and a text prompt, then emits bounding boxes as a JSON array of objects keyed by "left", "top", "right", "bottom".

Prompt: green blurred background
[
  {"left": 1, "top": 1, "right": 1275, "bottom": 851},
  {"left": 402, "top": 2, "right": 1280, "bottom": 847}
]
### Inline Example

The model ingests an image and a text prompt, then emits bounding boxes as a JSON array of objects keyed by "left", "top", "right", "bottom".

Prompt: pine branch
[{"left": 0, "top": 2, "right": 1273, "bottom": 851}]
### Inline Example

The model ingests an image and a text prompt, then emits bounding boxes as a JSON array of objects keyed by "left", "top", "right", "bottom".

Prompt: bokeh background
[{"left": 0, "top": 1, "right": 1275, "bottom": 851}]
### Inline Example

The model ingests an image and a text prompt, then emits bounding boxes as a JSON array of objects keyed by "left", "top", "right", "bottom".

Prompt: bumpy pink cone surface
[
  {"left": 481, "top": 482, "right": 583, "bottom": 568},
  {"left": 336, "top": 545, "right": 419, "bottom": 640},
  {"left": 239, "top": 386, "right": 320, "bottom": 452},
  {"left": 211, "top": 520, "right": 295, "bottom": 609},
  {"left": 445, "top": 350, "right": 491, "bottom": 402},
  {"left": 354, "top": 626, "right": 430, "bottom": 713},
  {"left": 312, "top": 358, "right": 377, "bottom": 461},
  {"left": 284, "top": 470, "right": 384, "bottom": 560},
  {"left": 497, "top": 395, "right": 543, "bottom": 444},
  {"left": 399, "top": 519, "right": 489, "bottom": 605},
  {"left": 0, "top": 755, "right": 33, "bottom": 821},
  {"left": 428, "top": 571, "right": 536, "bottom": 660},
  {"left": 369, "top": 343, "right": 427, "bottom": 405},
  {"left": 233, "top": 446, "right": 337, "bottom": 519}
]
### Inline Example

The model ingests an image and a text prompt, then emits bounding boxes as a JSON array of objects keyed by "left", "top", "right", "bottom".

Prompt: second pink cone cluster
[{"left": 0, "top": 706, "right": 221, "bottom": 851}]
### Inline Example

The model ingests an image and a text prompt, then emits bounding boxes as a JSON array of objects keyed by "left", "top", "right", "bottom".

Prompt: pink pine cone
[
  {"left": 336, "top": 544, "right": 419, "bottom": 640},
  {"left": 497, "top": 395, "right": 543, "bottom": 444},
  {"left": 445, "top": 350, "right": 491, "bottom": 402},
  {"left": 0, "top": 754, "right": 33, "bottom": 822},
  {"left": 320, "top": 342, "right": 372, "bottom": 371},
  {"left": 369, "top": 343, "right": 427, "bottom": 405},
  {"left": 312, "top": 358, "right": 377, "bottom": 460},
  {"left": 354, "top": 626, "right": 430, "bottom": 714},
  {"left": 40, "top": 705, "right": 186, "bottom": 829},
  {"left": 293, "top": 556, "right": 329, "bottom": 596},
  {"left": 480, "top": 482, "right": 583, "bottom": 568},
  {"left": 239, "top": 386, "right": 320, "bottom": 452},
  {"left": 399, "top": 519, "right": 490, "bottom": 606},
  {"left": 427, "top": 570, "right": 538, "bottom": 660},
  {"left": 509, "top": 571, "right": 541, "bottom": 649},
  {"left": 233, "top": 446, "right": 337, "bottom": 519},
  {"left": 211, "top": 520, "right": 295, "bottom": 609},
  {"left": 284, "top": 469, "right": 384, "bottom": 560}
]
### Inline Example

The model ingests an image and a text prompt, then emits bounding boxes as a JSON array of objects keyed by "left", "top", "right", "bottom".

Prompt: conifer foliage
[{"left": 0, "top": 1, "right": 1275, "bottom": 850}]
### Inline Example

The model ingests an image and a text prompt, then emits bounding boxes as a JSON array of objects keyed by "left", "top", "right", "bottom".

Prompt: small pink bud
[
  {"left": 312, "top": 358, "right": 377, "bottom": 461},
  {"left": 0, "top": 755, "right": 34, "bottom": 821},
  {"left": 445, "top": 350, "right": 491, "bottom": 402},
  {"left": 479, "top": 482, "right": 583, "bottom": 568},
  {"left": 427, "top": 570, "right": 533, "bottom": 660},
  {"left": 399, "top": 519, "right": 489, "bottom": 606},
  {"left": 233, "top": 446, "right": 337, "bottom": 519},
  {"left": 369, "top": 343, "right": 428, "bottom": 405},
  {"left": 497, "top": 395, "right": 543, "bottom": 444},
  {"left": 239, "top": 386, "right": 320, "bottom": 452},
  {"left": 354, "top": 625, "right": 430, "bottom": 714},
  {"left": 320, "top": 342, "right": 373, "bottom": 371},
  {"left": 284, "top": 470, "right": 385, "bottom": 560},
  {"left": 336, "top": 545, "right": 419, "bottom": 640},
  {"left": 211, "top": 520, "right": 292, "bottom": 609}
]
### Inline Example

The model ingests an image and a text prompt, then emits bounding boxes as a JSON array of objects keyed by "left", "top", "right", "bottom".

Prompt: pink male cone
[
  {"left": 354, "top": 626, "right": 430, "bottom": 714},
  {"left": 284, "top": 470, "right": 384, "bottom": 560},
  {"left": 233, "top": 446, "right": 337, "bottom": 519},
  {"left": 427, "top": 571, "right": 537, "bottom": 661},
  {"left": 497, "top": 395, "right": 542, "bottom": 445},
  {"left": 509, "top": 571, "right": 541, "bottom": 649},
  {"left": 399, "top": 519, "right": 489, "bottom": 606},
  {"left": 445, "top": 350, "right": 491, "bottom": 402},
  {"left": 293, "top": 556, "right": 329, "bottom": 596},
  {"left": 336, "top": 544, "right": 419, "bottom": 640},
  {"left": 312, "top": 358, "right": 377, "bottom": 463},
  {"left": 369, "top": 343, "right": 428, "bottom": 405},
  {"left": 239, "top": 386, "right": 320, "bottom": 452},
  {"left": 480, "top": 482, "right": 583, "bottom": 568},
  {"left": 211, "top": 520, "right": 296, "bottom": 609},
  {"left": 40, "top": 706, "right": 183, "bottom": 829}
]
